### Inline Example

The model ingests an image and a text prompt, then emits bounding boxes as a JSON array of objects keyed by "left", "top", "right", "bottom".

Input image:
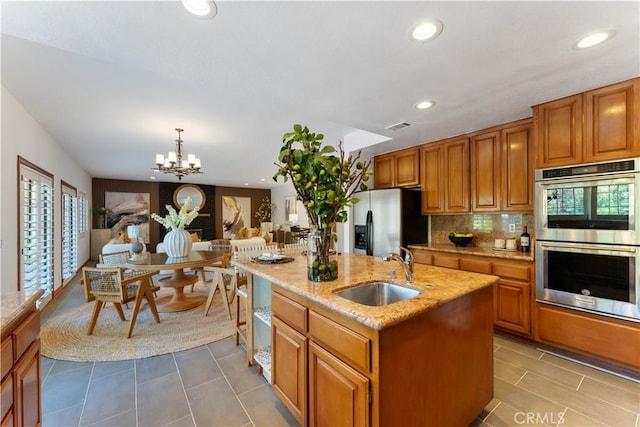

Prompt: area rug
[{"left": 41, "top": 287, "right": 237, "bottom": 362}]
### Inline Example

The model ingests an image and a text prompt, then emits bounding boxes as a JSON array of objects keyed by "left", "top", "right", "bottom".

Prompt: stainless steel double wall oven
[{"left": 535, "top": 158, "right": 640, "bottom": 321}]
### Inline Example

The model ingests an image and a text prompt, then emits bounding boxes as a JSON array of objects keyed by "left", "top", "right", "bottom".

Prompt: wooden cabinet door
[
  {"left": 535, "top": 94, "right": 583, "bottom": 168},
  {"left": 444, "top": 138, "right": 471, "bottom": 213},
  {"left": 373, "top": 154, "right": 395, "bottom": 189},
  {"left": 494, "top": 279, "right": 530, "bottom": 335},
  {"left": 309, "top": 341, "right": 369, "bottom": 427},
  {"left": 13, "top": 340, "right": 41, "bottom": 427},
  {"left": 584, "top": 78, "right": 640, "bottom": 163},
  {"left": 395, "top": 148, "right": 420, "bottom": 187},
  {"left": 502, "top": 121, "right": 533, "bottom": 211},
  {"left": 421, "top": 143, "right": 445, "bottom": 214},
  {"left": 272, "top": 317, "right": 307, "bottom": 425},
  {"left": 471, "top": 130, "right": 501, "bottom": 212}
]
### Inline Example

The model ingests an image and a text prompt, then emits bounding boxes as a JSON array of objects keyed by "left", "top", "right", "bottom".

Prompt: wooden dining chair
[
  {"left": 281, "top": 242, "right": 307, "bottom": 257},
  {"left": 189, "top": 239, "right": 232, "bottom": 292},
  {"left": 82, "top": 267, "right": 161, "bottom": 338},
  {"left": 97, "top": 249, "right": 159, "bottom": 303},
  {"left": 202, "top": 253, "right": 235, "bottom": 319}
]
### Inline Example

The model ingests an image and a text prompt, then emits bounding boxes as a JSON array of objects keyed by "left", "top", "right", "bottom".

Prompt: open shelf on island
[
  {"left": 254, "top": 346, "right": 272, "bottom": 383},
  {"left": 254, "top": 306, "right": 272, "bottom": 326}
]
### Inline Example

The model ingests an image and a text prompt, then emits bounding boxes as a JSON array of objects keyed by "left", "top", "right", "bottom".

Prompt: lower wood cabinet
[
  {"left": 413, "top": 249, "right": 533, "bottom": 337},
  {"left": 308, "top": 341, "right": 369, "bottom": 427},
  {"left": 14, "top": 340, "right": 41, "bottom": 427},
  {"left": 271, "top": 285, "right": 493, "bottom": 427},
  {"left": 272, "top": 317, "right": 307, "bottom": 424},
  {"left": 1, "top": 304, "right": 42, "bottom": 427}
]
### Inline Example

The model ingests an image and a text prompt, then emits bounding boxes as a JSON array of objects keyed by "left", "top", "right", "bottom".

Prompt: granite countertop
[
  {"left": 0, "top": 288, "right": 44, "bottom": 338},
  {"left": 234, "top": 253, "right": 498, "bottom": 331},
  {"left": 409, "top": 242, "right": 535, "bottom": 262}
]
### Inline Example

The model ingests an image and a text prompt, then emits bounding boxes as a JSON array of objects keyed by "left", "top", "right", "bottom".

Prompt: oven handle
[{"left": 538, "top": 241, "right": 638, "bottom": 253}]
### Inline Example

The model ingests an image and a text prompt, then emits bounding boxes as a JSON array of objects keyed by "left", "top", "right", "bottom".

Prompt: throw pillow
[
  {"left": 190, "top": 232, "right": 200, "bottom": 242},
  {"left": 114, "top": 232, "right": 130, "bottom": 244},
  {"left": 236, "top": 227, "right": 250, "bottom": 239}
]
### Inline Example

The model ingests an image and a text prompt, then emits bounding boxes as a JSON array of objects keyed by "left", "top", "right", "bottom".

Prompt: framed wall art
[
  {"left": 222, "top": 195, "right": 251, "bottom": 239},
  {"left": 105, "top": 191, "right": 150, "bottom": 242}
]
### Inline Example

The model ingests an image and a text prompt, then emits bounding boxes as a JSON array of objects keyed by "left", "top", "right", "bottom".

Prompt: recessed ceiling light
[
  {"left": 574, "top": 30, "right": 615, "bottom": 49},
  {"left": 182, "top": 0, "right": 217, "bottom": 19},
  {"left": 411, "top": 20, "right": 443, "bottom": 42},
  {"left": 244, "top": 183, "right": 249, "bottom": 186},
  {"left": 415, "top": 100, "right": 435, "bottom": 110},
  {"left": 260, "top": 178, "right": 265, "bottom": 182}
]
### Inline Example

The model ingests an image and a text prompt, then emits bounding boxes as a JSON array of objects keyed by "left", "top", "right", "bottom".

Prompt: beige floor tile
[
  {"left": 495, "top": 347, "right": 583, "bottom": 389},
  {"left": 540, "top": 352, "right": 640, "bottom": 394},
  {"left": 484, "top": 401, "right": 552, "bottom": 427},
  {"left": 494, "top": 335, "right": 545, "bottom": 360},
  {"left": 494, "top": 377, "right": 565, "bottom": 416},
  {"left": 578, "top": 377, "right": 640, "bottom": 414},
  {"left": 518, "top": 371, "right": 637, "bottom": 426},
  {"left": 494, "top": 358, "right": 527, "bottom": 384},
  {"left": 559, "top": 408, "right": 606, "bottom": 427}
]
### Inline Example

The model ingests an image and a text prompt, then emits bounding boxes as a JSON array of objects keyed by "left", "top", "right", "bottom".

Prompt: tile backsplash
[{"left": 431, "top": 213, "right": 535, "bottom": 248}]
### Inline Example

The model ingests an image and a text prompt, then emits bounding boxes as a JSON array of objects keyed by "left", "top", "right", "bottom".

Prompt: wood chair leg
[
  {"left": 127, "top": 286, "right": 146, "bottom": 339},
  {"left": 87, "top": 300, "right": 104, "bottom": 335},
  {"left": 113, "top": 303, "right": 126, "bottom": 321},
  {"left": 143, "top": 282, "right": 161, "bottom": 324}
]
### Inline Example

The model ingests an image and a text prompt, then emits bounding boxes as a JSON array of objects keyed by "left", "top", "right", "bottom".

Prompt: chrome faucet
[{"left": 383, "top": 246, "right": 414, "bottom": 283}]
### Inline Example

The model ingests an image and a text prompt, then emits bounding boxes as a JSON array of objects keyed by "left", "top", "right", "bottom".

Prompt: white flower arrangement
[{"left": 151, "top": 196, "right": 200, "bottom": 230}]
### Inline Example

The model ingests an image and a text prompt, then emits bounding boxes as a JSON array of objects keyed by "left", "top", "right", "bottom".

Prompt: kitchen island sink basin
[{"left": 333, "top": 281, "right": 422, "bottom": 306}]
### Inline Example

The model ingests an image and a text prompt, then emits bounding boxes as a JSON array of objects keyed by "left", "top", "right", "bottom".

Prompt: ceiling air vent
[{"left": 385, "top": 121, "right": 411, "bottom": 131}]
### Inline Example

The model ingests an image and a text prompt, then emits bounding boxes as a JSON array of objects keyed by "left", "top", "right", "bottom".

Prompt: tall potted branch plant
[{"left": 274, "top": 124, "right": 372, "bottom": 281}]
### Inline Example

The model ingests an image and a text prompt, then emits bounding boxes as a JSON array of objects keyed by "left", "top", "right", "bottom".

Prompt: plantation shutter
[
  {"left": 61, "top": 182, "right": 78, "bottom": 287},
  {"left": 20, "top": 165, "right": 54, "bottom": 306}
]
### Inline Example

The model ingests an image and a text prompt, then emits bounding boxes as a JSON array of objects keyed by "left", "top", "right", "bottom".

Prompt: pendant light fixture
[{"left": 153, "top": 128, "right": 203, "bottom": 181}]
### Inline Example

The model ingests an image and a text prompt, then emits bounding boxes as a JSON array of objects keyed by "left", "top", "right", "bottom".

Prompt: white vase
[{"left": 163, "top": 229, "right": 192, "bottom": 257}]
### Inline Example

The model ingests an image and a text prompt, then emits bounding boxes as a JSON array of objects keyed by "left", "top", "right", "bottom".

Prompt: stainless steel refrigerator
[{"left": 352, "top": 188, "right": 428, "bottom": 257}]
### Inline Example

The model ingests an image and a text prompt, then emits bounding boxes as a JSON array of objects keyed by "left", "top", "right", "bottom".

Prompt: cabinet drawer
[
  {"left": 1, "top": 338, "right": 13, "bottom": 379},
  {"left": 460, "top": 258, "right": 492, "bottom": 274},
  {"left": 12, "top": 311, "right": 39, "bottom": 362},
  {"left": 413, "top": 251, "right": 432, "bottom": 265},
  {"left": 0, "top": 374, "right": 12, "bottom": 422},
  {"left": 492, "top": 263, "right": 530, "bottom": 282},
  {"left": 272, "top": 291, "right": 307, "bottom": 333},
  {"left": 432, "top": 254, "right": 460, "bottom": 270},
  {"left": 308, "top": 311, "right": 370, "bottom": 373}
]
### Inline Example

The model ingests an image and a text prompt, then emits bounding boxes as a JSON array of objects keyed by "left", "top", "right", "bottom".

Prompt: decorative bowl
[{"left": 448, "top": 234, "right": 473, "bottom": 247}]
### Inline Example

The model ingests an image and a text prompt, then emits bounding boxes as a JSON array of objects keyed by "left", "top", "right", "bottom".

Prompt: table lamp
[{"left": 127, "top": 225, "right": 145, "bottom": 260}]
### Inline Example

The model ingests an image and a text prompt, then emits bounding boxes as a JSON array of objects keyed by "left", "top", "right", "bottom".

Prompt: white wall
[{"left": 1, "top": 86, "right": 92, "bottom": 294}]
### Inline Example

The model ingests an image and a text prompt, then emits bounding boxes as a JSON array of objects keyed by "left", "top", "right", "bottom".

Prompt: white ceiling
[{"left": 2, "top": 1, "right": 639, "bottom": 188}]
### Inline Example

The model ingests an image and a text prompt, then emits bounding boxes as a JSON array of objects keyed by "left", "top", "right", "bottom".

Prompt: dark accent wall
[
  {"left": 158, "top": 182, "right": 215, "bottom": 241},
  {"left": 92, "top": 178, "right": 270, "bottom": 251},
  {"left": 92, "top": 178, "right": 160, "bottom": 244},
  {"left": 215, "top": 186, "right": 271, "bottom": 238}
]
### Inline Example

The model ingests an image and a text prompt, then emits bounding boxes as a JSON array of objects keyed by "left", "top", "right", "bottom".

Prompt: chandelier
[{"left": 153, "top": 128, "right": 203, "bottom": 181}]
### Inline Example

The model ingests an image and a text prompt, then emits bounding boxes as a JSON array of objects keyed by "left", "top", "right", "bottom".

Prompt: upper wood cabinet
[
  {"left": 421, "top": 137, "right": 470, "bottom": 214},
  {"left": 535, "top": 77, "right": 639, "bottom": 168},
  {"left": 373, "top": 147, "right": 420, "bottom": 189},
  {"left": 471, "top": 119, "right": 533, "bottom": 212}
]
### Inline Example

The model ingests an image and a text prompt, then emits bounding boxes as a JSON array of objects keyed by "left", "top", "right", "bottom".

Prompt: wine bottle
[{"left": 520, "top": 226, "right": 530, "bottom": 253}]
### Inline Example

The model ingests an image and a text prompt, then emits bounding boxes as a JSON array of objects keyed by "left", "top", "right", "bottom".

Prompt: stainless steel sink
[{"left": 333, "top": 281, "right": 422, "bottom": 306}]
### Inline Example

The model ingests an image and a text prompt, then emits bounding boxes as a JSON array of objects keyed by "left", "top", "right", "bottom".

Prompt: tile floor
[{"left": 41, "top": 277, "right": 639, "bottom": 427}]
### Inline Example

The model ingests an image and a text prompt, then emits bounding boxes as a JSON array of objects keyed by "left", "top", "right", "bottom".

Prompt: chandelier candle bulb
[{"left": 156, "top": 154, "right": 164, "bottom": 165}]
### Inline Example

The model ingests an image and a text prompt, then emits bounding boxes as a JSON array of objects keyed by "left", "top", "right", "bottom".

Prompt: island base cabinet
[
  {"left": 271, "top": 317, "right": 307, "bottom": 425},
  {"left": 308, "top": 342, "right": 370, "bottom": 427},
  {"left": 377, "top": 285, "right": 494, "bottom": 427}
]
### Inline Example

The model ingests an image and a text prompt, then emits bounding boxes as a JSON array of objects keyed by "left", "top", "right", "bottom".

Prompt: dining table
[{"left": 125, "top": 250, "right": 225, "bottom": 312}]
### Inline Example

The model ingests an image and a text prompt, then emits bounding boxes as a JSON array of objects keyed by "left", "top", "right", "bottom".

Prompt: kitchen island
[{"left": 234, "top": 253, "right": 498, "bottom": 426}]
